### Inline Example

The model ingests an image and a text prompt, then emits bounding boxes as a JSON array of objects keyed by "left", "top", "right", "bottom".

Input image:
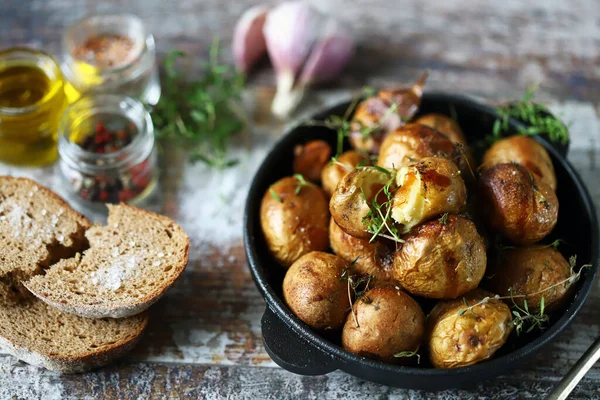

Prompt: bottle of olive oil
[{"left": 0, "top": 48, "right": 67, "bottom": 166}]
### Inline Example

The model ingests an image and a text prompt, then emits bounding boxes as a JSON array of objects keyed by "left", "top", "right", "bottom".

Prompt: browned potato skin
[
  {"left": 414, "top": 113, "right": 467, "bottom": 145},
  {"left": 260, "top": 177, "right": 329, "bottom": 268},
  {"left": 283, "top": 252, "right": 351, "bottom": 330},
  {"left": 293, "top": 140, "right": 332, "bottom": 183},
  {"left": 482, "top": 136, "right": 556, "bottom": 191},
  {"left": 377, "top": 124, "right": 456, "bottom": 170},
  {"left": 487, "top": 246, "right": 572, "bottom": 312},
  {"left": 427, "top": 289, "right": 513, "bottom": 368},
  {"left": 321, "top": 151, "right": 368, "bottom": 197},
  {"left": 391, "top": 157, "right": 467, "bottom": 233},
  {"left": 479, "top": 163, "right": 558, "bottom": 245},
  {"left": 329, "top": 217, "right": 395, "bottom": 282},
  {"left": 342, "top": 286, "right": 425, "bottom": 363},
  {"left": 329, "top": 166, "right": 391, "bottom": 240},
  {"left": 394, "top": 215, "right": 486, "bottom": 299}
]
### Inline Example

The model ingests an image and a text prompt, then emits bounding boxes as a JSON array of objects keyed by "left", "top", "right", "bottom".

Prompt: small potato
[
  {"left": 391, "top": 157, "right": 467, "bottom": 233},
  {"left": 329, "top": 217, "right": 395, "bottom": 282},
  {"left": 329, "top": 166, "right": 392, "bottom": 240},
  {"left": 414, "top": 113, "right": 467, "bottom": 145},
  {"left": 342, "top": 286, "right": 425, "bottom": 363},
  {"left": 283, "top": 252, "right": 350, "bottom": 330},
  {"left": 394, "top": 215, "right": 486, "bottom": 299},
  {"left": 487, "top": 246, "right": 572, "bottom": 312},
  {"left": 321, "top": 151, "right": 368, "bottom": 197},
  {"left": 293, "top": 140, "right": 332, "bottom": 183},
  {"left": 427, "top": 289, "right": 513, "bottom": 368},
  {"left": 377, "top": 124, "right": 456, "bottom": 170},
  {"left": 482, "top": 136, "right": 556, "bottom": 191},
  {"left": 260, "top": 177, "right": 329, "bottom": 267},
  {"left": 479, "top": 163, "right": 558, "bottom": 245}
]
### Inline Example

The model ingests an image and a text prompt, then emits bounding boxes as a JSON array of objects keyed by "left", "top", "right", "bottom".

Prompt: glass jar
[
  {"left": 0, "top": 48, "right": 67, "bottom": 166},
  {"left": 61, "top": 14, "right": 161, "bottom": 105},
  {"left": 58, "top": 94, "right": 157, "bottom": 209}
]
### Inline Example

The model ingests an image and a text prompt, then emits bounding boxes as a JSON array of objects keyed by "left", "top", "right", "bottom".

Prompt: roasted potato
[
  {"left": 342, "top": 286, "right": 425, "bottom": 363},
  {"left": 293, "top": 140, "right": 332, "bottom": 183},
  {"left": 487, "top": 246, "right": 572, "bottom": 312},
  {"left": 427, "top": 289, "right": 513, "bottom": 368},
  {"left": 260, "top": 177, "right": 329, "bottom": 267},
  {"left": 283, "top": 252, "right": 351, "bottom": 330},
  {"left": 391, "top": 157, "right": 467, "bottom": 233},
  {"left": 321, "top": 151, "right": 368, "bottom": 197},
  {"left": 479, "top": 163, "right": 558, "bottom": 245},
  {"left": 329, "top": 217, "right": 395, "bottom": 282},
  {"left": 376, "top": 124, "right": 456, "bottom": 170},
  {"left": 482, "top": 136, "right": 556, "bottom": 191},
  {"left": 329, "top": 166, "right": 392, "bottom": 240},
  {"left": 414, "top": 113, "right": 467, "bottom": 146},
  {"left": 394, "top": 215, "right": 486, "bottom": 299}
]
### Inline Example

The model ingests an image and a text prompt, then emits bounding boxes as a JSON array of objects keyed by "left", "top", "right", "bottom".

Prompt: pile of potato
[{"left": 259, "top": 86, "right": 572, "bottom": 368}]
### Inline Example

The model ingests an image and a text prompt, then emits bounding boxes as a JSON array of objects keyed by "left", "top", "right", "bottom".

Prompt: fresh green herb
[
  {"left": 361, "top": 169, "right": 404, "bottom": 244},
  {"left": 294, "top": 174, "right": 310, "bottom": 195},
  {"left": 509, "top": 293, "right": 549, "bottom": 335},
  {"left": 269, "top": 188, "right": 282, "bottom": 203},
  {"left": 340, "top": 257, "right": 376, "bottom": 327},
  {"left": 439, "top": 213, "right": 449, "bottom": 225},
  {"left": 152, "top": 39, "right": 245, "bottom": 169},
  {"left": 484, "top": 85, "right": 569, "bottom": 148},
  {"left": 394, "top": 347, "right": 421, "bottom": 364}
]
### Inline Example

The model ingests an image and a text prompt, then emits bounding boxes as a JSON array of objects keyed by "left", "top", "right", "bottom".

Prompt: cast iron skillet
[{"left": 243, "top": 93, "right": 599, "bottom": 390}]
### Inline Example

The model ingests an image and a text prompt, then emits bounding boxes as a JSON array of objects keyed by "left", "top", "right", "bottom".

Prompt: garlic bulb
[
  {"left": 232, "top": 5, "right": 270, "bottom": 73},
  {"left": 263, "top": 1, "right": 353, "bottom": 118}
]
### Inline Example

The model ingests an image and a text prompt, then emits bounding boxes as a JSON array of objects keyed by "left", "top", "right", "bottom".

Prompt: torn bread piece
[
  {"left": 0, "top": 176, "right": 90, "bottom": 294},
  {"left": 0, "top": 290, "right": 147, "bottom": 374},
  {"left": 25, "top": 204, "right": 190, "bottom": 319}
]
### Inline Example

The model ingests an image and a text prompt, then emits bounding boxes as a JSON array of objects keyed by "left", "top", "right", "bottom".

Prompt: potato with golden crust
[
  {"left": 329, "top": 166, "right": 393, "bottom": 240},
  {"left": 487, "top": 246, "right": 572, "bottom": 312},
  {"left": 321, "top": 151, "right": 368, "bottom": 197},
  {"left": 479, "top": 163, "right": 558, "bottom": 245},
  {"left": 414, "top": 113, "right": 467, "bottom": 145},
  {"left": 394, "top": 215, "right": 486, "bottom": 299},
  {"left": 391, "top": 157, "right": 467, "bottom": 233},
  {"left": 342, "top": 286, "right": 425, "bottom": 363},
  {"left": 283, "top": 252, "right": 351, "bottom": 331},
  {"left": 329, "top": 217, "right": 395, "bottom": 282},
  {"left": 482, "top": 136, "right": 556, "bottom": 191},
  {"left": 260, "top": 177, "right": 329, "bottom": 268},
  {"left": 376, "top": 124, "right": 457, "bottom": 170},
  {"left": 427, "top": 289, "right": 513, "bottom": 368},
  {"left": 293, "top": 140, "right": 332, "bottom": 183}
]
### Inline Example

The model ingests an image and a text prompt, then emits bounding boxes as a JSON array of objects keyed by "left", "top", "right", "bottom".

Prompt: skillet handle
[{"left": 261, "top": 307, "right": 338, "bottom": 375}]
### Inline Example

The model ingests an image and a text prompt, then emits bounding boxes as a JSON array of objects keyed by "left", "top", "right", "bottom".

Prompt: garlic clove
[
  {"left": 232, "top": 4, "right": 270, "bottom": 73},
  {"left": 299, "top": 19, "right": 354, "bottom": 84}
]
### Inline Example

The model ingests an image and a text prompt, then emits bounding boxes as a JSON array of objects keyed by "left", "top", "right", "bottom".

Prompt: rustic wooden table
[{"left": 1, "top": 0, "right": 599, "bottom": 399}]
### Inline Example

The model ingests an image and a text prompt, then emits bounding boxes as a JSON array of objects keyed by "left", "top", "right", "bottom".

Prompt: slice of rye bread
[
  {"left": 0, "top": 176, "right": 90, "bottom": 295},
  {"left": 0, "top": 288, "right": 148, "bottom": 374},
  {"left": 25, "top": 204, "right": 190, "bottom": 319}
]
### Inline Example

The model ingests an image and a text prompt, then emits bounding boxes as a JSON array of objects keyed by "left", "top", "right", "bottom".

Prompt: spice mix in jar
[
  {"left": 0, "top": 48, "right": 67, "bottom": 166},
  {"left": 61, "top": 14, "right": 160, "bottom": 105},
  {"left": 58, "top": 94, "right": 157, "bottom": 207}
]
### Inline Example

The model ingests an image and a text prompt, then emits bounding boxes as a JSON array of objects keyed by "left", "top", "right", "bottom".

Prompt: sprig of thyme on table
[{"left": 151, "top": 39, "right": 245, "bottom": 169}]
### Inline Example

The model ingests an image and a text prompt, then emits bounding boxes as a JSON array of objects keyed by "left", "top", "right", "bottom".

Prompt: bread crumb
[{"left": 90, "top": 255, "right": 137, "bottom": 291}]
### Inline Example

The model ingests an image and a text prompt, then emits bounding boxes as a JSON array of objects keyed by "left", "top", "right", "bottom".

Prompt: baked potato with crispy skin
[
  {"left": 329, "top": 217, "right": 395, "bottom": 283},
  {"left": 487, "top": 246, "right": 572, "bottom": 312},
  {"left": 342, "top": 286, "right": 425, "bottom": 363},
  {"left": 394, "top": 215, "right": 486, "bottom": 299},
  {"left": 376, "top": 124, "right": 457, "bottom": 170},
  {"left": 293, "top": 140, "right": 332, "bottom": 183},
  {"left": 283, "top": 252, "right": 351, "bottom": 330},
  {"left": 260, "top": 177, "right": 329, "bottom": 267},
  {"left": 479, "top": 163, "right": 558, "bottom": 245},
  {"left": 414, "top": 113, "right": 467, "bottom": 146},
  {"left": 482, "top": 136, "right": 556, "bottom": 191},
  {"left": 427, "top": 289, "right": 513, "bottom": 368},
  {"left": 329, "top": 166, "right": 393, "bottom": 240},
  {"left": 321, "top": 151, "right": 368, "bottom": 197},
  {"left": 391, "top": 157, "right": 467, "bottom": 233}
]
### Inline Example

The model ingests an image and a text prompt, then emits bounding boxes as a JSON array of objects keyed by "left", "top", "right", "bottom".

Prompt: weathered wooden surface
[{"left": 1, "top": 0, "right": 599, "bottom": 399}]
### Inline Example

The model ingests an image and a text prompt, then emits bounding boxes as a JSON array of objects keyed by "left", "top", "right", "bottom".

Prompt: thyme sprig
[
  {"left": 340, "top": 257, "right": 376, "bottom": 327},
  {"left": 293, "top": 174, "right": 310, "bottom": 195},
  {"left": 394, "top": 347, "right": 421, "bottom": 364},
  {"left": 457, "top": 257, "right": 592, "bottom": 335},
  {"left": 269, "top": 188, "right": 282, "bottom": 203},
  {"left": 486, "top": 85, "right": 569, "bottom": 146}
]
